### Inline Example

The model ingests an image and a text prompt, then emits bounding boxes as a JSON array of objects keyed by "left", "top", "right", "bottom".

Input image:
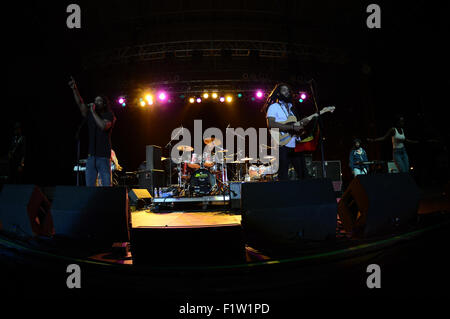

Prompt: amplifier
[
  {"left": 137, "top": 169, "right": 165, "bottom": 193},
  {"left": 229, "top": 182, "right": 243, "bottom": 209},
  {"left": 310, "top": 160, "right": 342, "bottom": 195}
]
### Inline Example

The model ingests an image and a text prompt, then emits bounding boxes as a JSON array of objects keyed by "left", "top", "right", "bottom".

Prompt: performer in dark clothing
[
  {"left": 349, "top": 138, "right": 369, "bottom": 177},
  {"left": 7, "top": 122, "right": 26, "bottom": 183},
  {"left": 69, "top": 76, "right": 116, "bottom": 186}
]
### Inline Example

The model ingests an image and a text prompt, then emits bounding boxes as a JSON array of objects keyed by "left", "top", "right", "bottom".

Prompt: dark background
[{"left": 2, "top": 0, "right": 448, "bottom": 187}]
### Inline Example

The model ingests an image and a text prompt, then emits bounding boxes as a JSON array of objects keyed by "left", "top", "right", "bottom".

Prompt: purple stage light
[
  {"left": 158, "top": 92, "right": 167, "bottom": 101},
  {"left": 300, "top": 93, "right": 307, "bottom": 100},
  {"left": 256, "top": 90, "right": 263, "bottom": 98},
  {"left": 118, "top": 98, "right": 125, "bottom": 104}
]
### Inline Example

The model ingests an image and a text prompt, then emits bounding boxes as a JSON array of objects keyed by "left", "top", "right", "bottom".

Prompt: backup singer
[
  {"left": 368, "top": 115, "right": 419, "bottom": 173},
  {"left": 69, "top": 76, "right": 116, "bottom": 186}
]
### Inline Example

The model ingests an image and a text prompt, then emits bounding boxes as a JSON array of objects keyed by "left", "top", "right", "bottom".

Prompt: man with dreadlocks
[
  {"left": 262, "top": 83, "right": 311, "bottom": 181},
  {"left": 69, "top": 76, "right": 116, "bottom": 186}
]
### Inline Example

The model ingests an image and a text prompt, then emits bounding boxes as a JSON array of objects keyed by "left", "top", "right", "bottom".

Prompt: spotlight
[
  {"left": 140, "top": 100, "right": 146, "bottom": 107},
  {"left": 158, "top": 92, "right": 167, "bottom": 101},
  {"left": 189, "top": 97, "right": 195, "bottom": 103},
  {"left": 121, "top": 103, "right": 126, "bottom": 107},
  {"left": 219, "top": 97, "right": 225, "bottom": 103},
  {"left": 196, "top": 98, "right": 202, "bottom": 103},
  {"left": 118, "top": 97, "right": 125, "bottom": 104},
  {"left": 256, "top": 90, "right": 263, "bottom": 99},
  {"left": 211, "top": 92, "right": 218, "bottom": 99},
  {"left": 145, "top": 94, "right": 153, "bottom": 103},
  {"left": 226, "top": 96, "right": 233, "bottom": 103},
  {"left": 237, "top": 93, "right": 243, "bottom": 98},
  {"left": 299, "top": 98, "right": 304, "bottom": 103},
  {"left": 203, "top": 93, "right": 209, "bottom": 99}
]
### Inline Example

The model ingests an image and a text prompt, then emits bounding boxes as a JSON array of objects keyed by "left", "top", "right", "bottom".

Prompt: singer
[{"left": 69, "top": 76, "right": 116, "bottom": 186}]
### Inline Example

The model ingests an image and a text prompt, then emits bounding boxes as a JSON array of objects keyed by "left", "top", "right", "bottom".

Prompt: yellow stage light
[
  {"left": 211, "top": 92, "right": 218, "bottom": 99},
  {"left": 145, "top": 94, "right": 153, "bottom": 103},
  {"left": 203, "top": 93, "right": 209, "bottom": 99},
  {"left": 140, "top": 100, "right": 146, "bottom": 107},
  {"left": 189, "top": 97, "right": 195, "bottom": 103},
  {"left": 226, "top": 95, "right": 233, "bottom": 103}
]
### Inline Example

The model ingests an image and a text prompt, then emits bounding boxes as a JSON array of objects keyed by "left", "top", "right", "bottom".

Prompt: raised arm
[
  {"left": 69, "top": 76, "right": 88, "bottom": 117},
  {"left": 368, "top": 127, "right": 394, "bottom": 143}
]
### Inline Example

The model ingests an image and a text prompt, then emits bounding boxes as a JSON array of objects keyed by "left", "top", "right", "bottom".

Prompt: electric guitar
[{"left": 270, "top": 106, "right": 335, "bottom": 146}]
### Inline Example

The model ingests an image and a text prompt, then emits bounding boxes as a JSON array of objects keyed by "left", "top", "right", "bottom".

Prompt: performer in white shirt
[{"left": 262, "top": 83, "right": 310, "bottom": 181}]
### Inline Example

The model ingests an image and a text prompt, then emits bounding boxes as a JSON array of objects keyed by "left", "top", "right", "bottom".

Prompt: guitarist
[{"left": 263, "top": 83, "right": 311, "bottom": 181}]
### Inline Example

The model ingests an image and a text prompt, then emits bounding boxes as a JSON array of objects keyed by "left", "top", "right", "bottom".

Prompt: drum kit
[{"left": 169, "top": 137, "right": 276, "bottom": 197}]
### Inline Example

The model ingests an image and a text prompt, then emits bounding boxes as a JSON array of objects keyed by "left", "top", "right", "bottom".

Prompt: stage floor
[{"left": 131, "top": 209, "right": 242, "bottom": 228}]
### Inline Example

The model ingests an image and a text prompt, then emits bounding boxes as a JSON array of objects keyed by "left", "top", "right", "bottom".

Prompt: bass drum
[{"left": 189, "top": 168, "right": 216, "bottom": 196}]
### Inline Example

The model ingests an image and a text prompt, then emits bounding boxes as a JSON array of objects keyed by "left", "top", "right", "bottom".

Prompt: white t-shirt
[{"left": 266, "top": 101, "right": 300, "bottom": 148}]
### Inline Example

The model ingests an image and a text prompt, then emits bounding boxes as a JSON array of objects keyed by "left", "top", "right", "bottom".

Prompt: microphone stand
[
  {"left": 75, "top": 117, "right": 87, "bottom": 186},
  {"left": 309, "top": 80, "right": 327, "bottom": 178},
  {"left": 165, "top": 126, "right": 183, "bottom": 185}
]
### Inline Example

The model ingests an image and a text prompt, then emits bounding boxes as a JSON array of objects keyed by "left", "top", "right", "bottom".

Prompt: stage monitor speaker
[
  {"left": 50, "top": 186, "right": 129, "bottom": 244},
  {"left": 241, "top": 179, "right": 337, "bottom": 244},
  {"left": 146, "top": 145, "right": 162, "bottom": 171},
  {"left": 337, "top": 173, "right": 421, "bottom": 237},
  {"left": 128, "top": 188, "right": 152, "bottom": 210},
  {"left": 130, "top": 224, "right": 245, "bottom": 265},
  {"left": 0, "top": 184, "right": 53, "bottom": 238}
]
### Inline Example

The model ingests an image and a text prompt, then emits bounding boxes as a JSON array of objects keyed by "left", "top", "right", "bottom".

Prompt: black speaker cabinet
[
  {"left": 241, "top": 179, "right": 337, "bottom": 244},
  {"left": 137, "top": 169, "right": 165, "bottom": 192},
  {"left": 146, "top": 145, "right": 162, "bottom": 170},
  {"left": 50, "top": 186, "right": 130, "bottom": 244},
  {"left": 338, "top": 173, "right": 421, "bottom": 237},
  {"left": 0, "top": 184, "right": 53, "bottom": 238}
]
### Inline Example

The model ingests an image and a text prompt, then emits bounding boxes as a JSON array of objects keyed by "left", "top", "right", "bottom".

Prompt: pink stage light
[
  {"left": 256, "top": 90, "right": 263, "bottom": 98},
  {"left": 300, "top": 93, "right": 307, "bottom": 100},
  {"left": 158, "top": 92, "right": 167, "bottom": 101},
  {"left": 219, "top": 97, "right": 225, "bottom": 102},
  {"left": 118, "top": 97, "right": 125, "bottom": 104},
  {"left": 196, "top": 98, "right": 202, "bottom": 103}
]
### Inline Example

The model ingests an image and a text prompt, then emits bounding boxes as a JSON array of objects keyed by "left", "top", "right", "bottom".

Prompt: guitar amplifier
[
  {"left": 137, "top": 169, "right": 165, "bottom": 193},
  {"left": 230, "top": 182, "right": 243, "bottom": 209}
]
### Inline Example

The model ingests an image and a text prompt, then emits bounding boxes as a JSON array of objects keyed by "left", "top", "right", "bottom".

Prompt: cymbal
[
  {"left": 161, "top": 157, "right": 169, "bottom": 161},
  {"left": 264, "top": 155, "right": 275, "bottom": 159},
  {"left": 204, "top": 137, "right": 221, "bottom": 146},
  {"left": 177, "top": 145, "right": 194, "bottom": 152},
  {"left": 230, "top": 160, "right": 242, "bottom": 164},
  {"left": 218, "top": 149, "right": 228, "bottom": 153},
  {"left": 241, "top": 157, "right": 254, "bottom": 161}
]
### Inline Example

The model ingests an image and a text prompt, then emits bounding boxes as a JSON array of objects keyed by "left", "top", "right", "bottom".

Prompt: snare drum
[
  {"left": 188, "top": 153, "right": 201, "bottom": 169},
  {"left": 203, "top": 152, "right": 214, "bottom": 168}
]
